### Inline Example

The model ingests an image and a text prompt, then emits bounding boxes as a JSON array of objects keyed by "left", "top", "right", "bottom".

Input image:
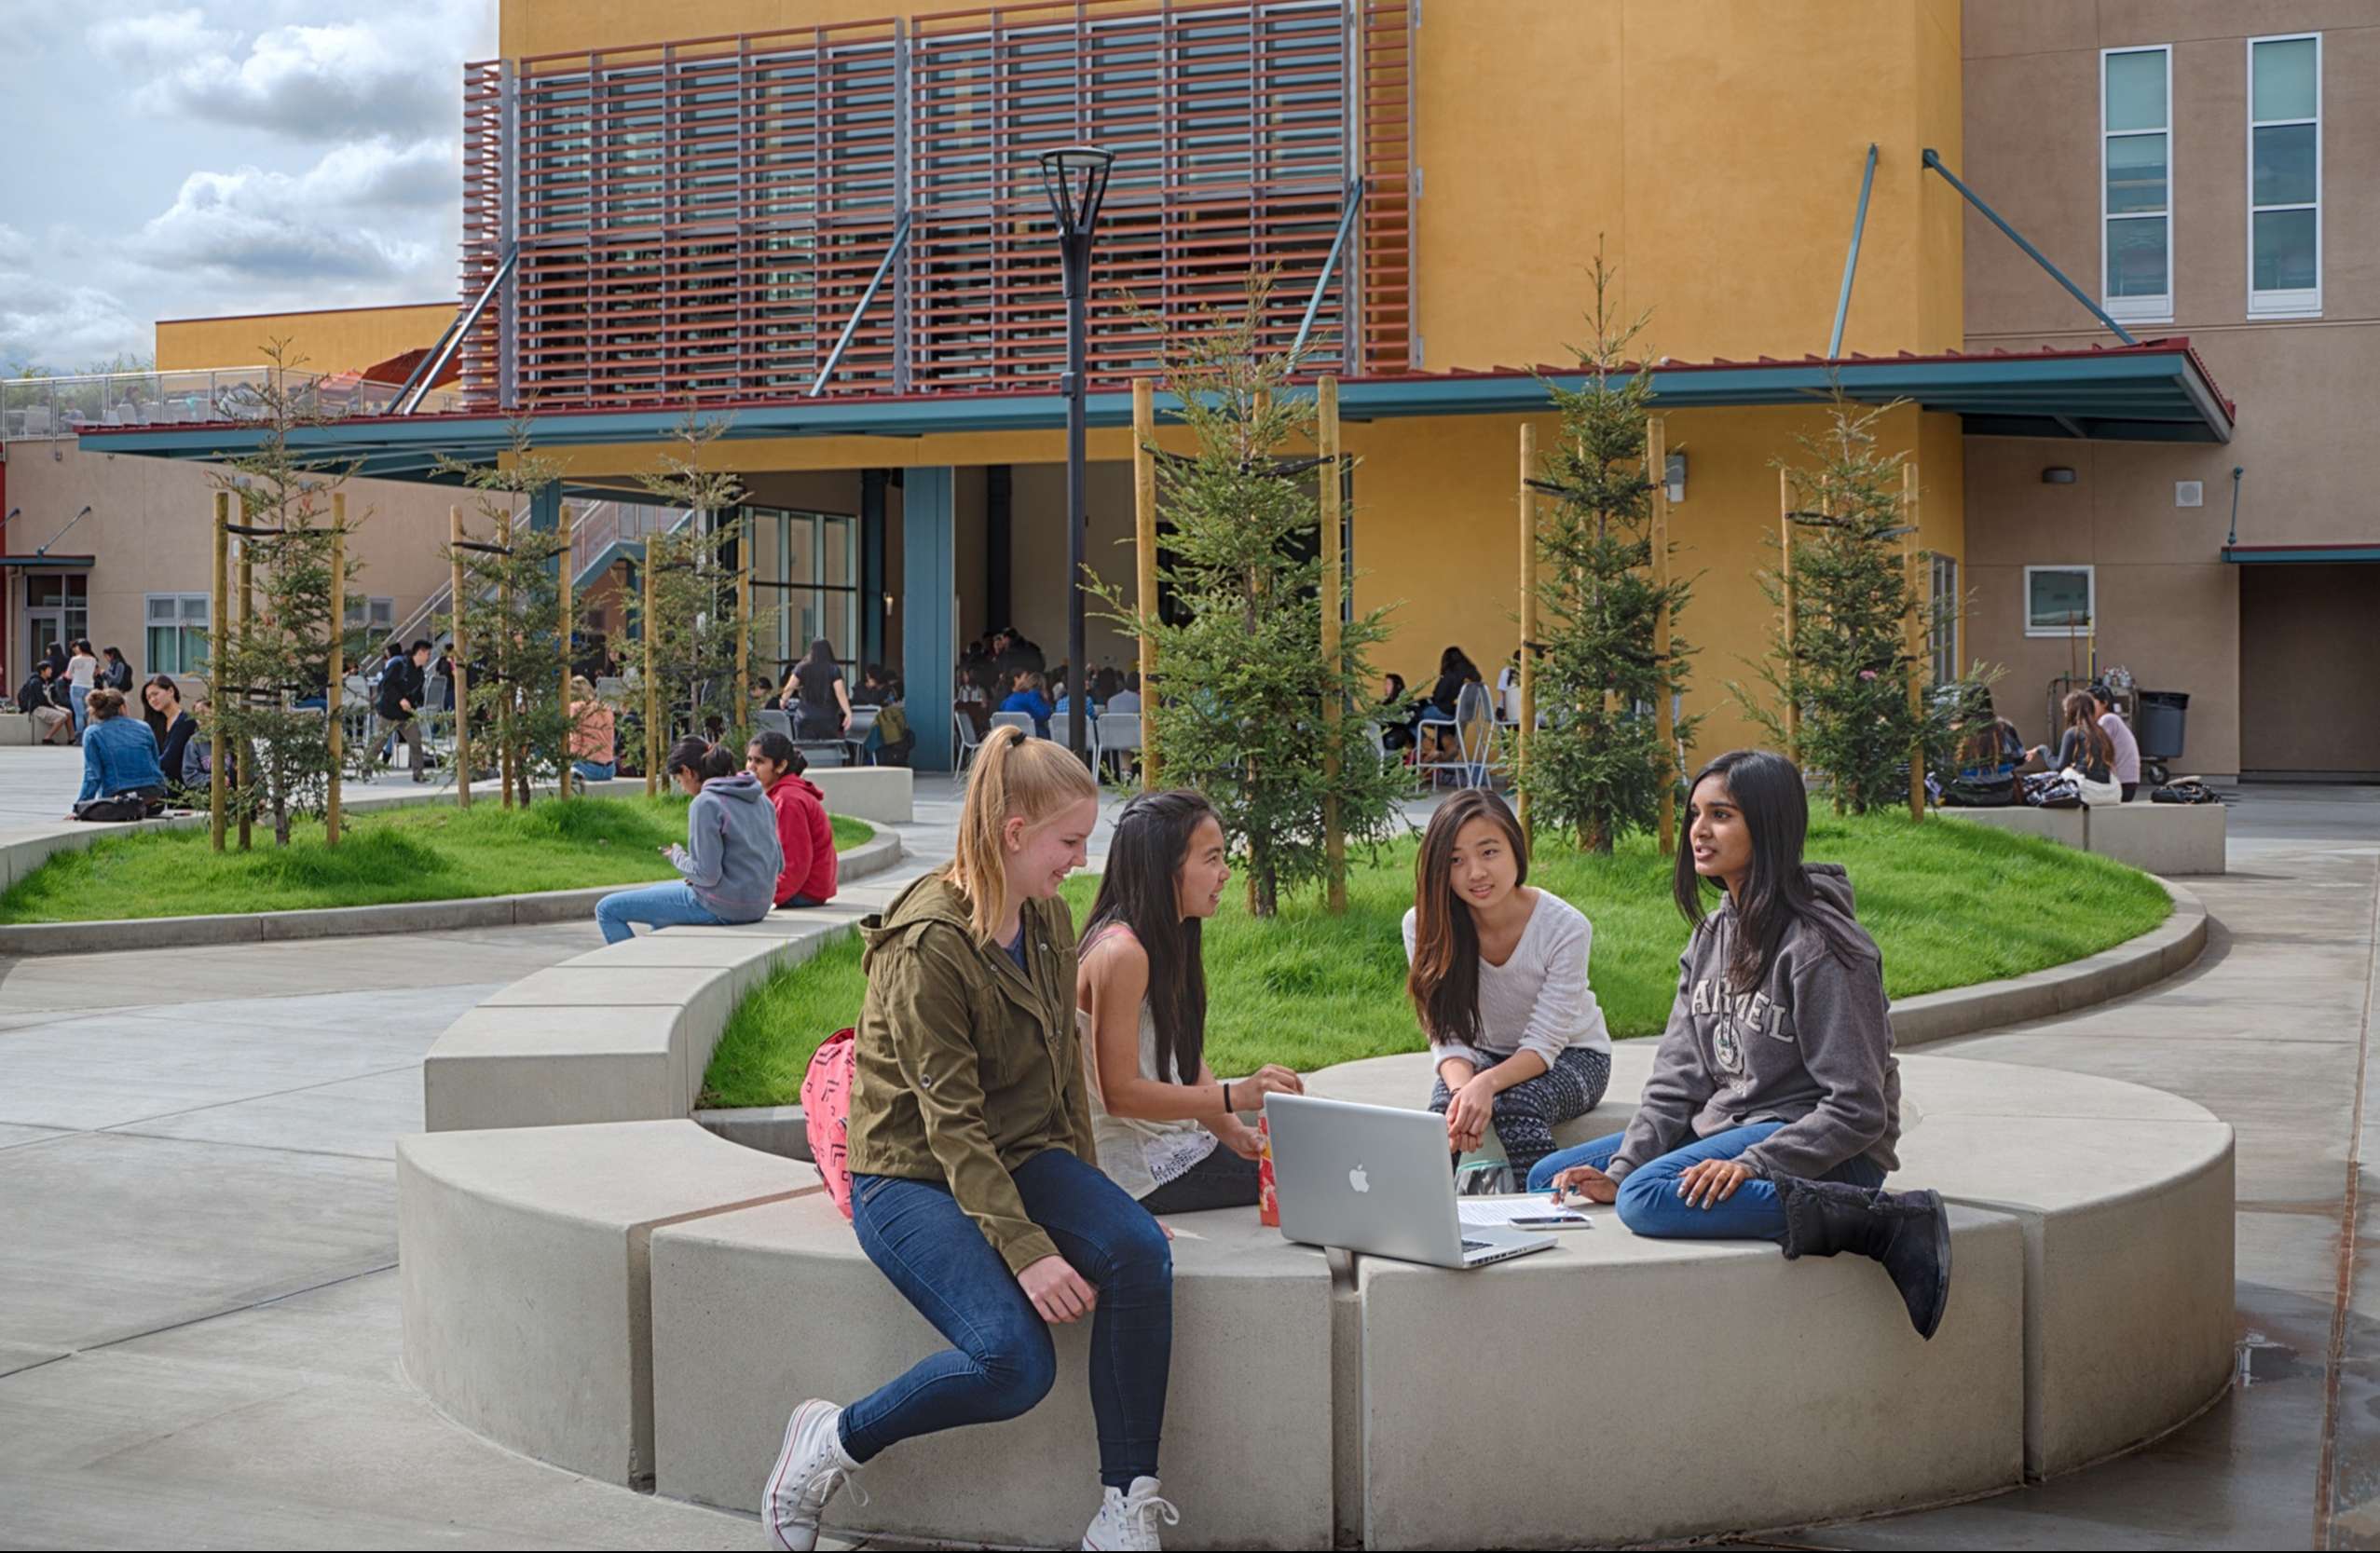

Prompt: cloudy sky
[{"left": 0, "top": 0, "right": 496, "bottom": 375}]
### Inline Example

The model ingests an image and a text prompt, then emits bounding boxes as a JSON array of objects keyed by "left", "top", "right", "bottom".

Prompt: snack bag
[{"left": 1257, "top": 1111, "right": 1279, "bottom": 1228}]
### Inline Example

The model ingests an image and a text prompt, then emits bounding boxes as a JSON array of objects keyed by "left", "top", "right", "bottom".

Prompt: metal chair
[
  {"left": 1415, "top": 681, "right": 1499, "bottom": 790},
  {"left": 757, "top": 707, "right": 794, "bottom": 742},
  {"left": 953, "top": 706, "right": 985, "bottom": 771},
  {"left": 1095, "top": 712, "right": 1141, "bottom": 783},
  {"left": 988, "top": 710, "right": 1037, "bottom": 739},
  {"left": 795, "top": 741, "right": 847, "bottom": 768}
]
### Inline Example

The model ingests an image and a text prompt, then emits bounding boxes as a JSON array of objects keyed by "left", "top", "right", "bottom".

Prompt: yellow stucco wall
[
  {"left": 500, "top": 1, "right": 1963, "bottom": 373},
  {"left": 1409, "top": 0, "right": 1963, "bottom": 371},
  {"left": 156, "top": 303, "right": 454, "bottom": 376}
]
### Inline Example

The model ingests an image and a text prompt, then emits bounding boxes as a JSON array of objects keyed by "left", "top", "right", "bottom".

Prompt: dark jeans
[
  {"left": 843, "top": 1149, "right": 1172, "bottom": 1490},
  {"left": 775, "top": 893, "right": 828, "bottom": 909},
  {"left": 1137, "top": 1144, "right": 1261, "bottom": 1216}
]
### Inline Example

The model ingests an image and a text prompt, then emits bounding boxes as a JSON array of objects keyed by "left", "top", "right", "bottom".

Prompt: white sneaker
[
  {"left": 762, "top": 1399, "right": 864, "bottom": 1551},
  {"left": 1081, "top": 1476, "right": 1179, "bottom": 1551}
]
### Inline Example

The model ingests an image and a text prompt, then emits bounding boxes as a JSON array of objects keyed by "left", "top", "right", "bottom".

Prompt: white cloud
[
  {"left": 0, "top": 273, "right": 147, "bottom": 374},
  {"left": 89, "top": 10, "right": 237, "bottom": 74},
  {"left": 0, "top": 225, "right": 29, "bottom": 267},
  {"left": 110, "top": 9, "right": 477, "bottom": 143},
  {"left": 134, "top": 140, "right": 455, "bottom": 283}
]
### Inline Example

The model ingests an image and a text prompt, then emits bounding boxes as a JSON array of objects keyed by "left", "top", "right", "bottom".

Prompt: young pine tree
[
  {"left": 1092, "top": 276, "right": 1409, "bottom": 917},
  {"left": 437, "top": 422, "right": 585, "bottom": 807},
  {"left": 633, "top": 414, "right": 774, "bottom": 758},
  {"left": 1737, "top": 397, "right": 1970, "bottom": 813},
  {"left": 1515, "top": 252, "right": 1696, "bottom": 852},
  {"left": 208, "top": 341, "right": 369, "bottom": 848}
]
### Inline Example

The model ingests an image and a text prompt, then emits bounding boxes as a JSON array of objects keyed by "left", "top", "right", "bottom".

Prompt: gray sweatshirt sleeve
[
  {"left": 677, "top": 794, "right": 726, "bottom": 891},
  {"left": 1607, "top": 950, "right": 1710, "bottom": 1181},
  {"left": 1403, "top": 907, "right": 1487, "bottom": 1073},
  {"left": 1736, "top": 947, "right": 1894, "bottom": 1180}
]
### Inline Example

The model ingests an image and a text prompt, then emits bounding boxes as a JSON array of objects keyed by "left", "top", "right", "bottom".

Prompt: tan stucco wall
[
  {"left": 1961, "top": 4, "right": 2380, "bottom": 778},
  {"left": 156, "top": 304, "right": 455, "bottom": 377},
  {"left": 3, "top": 442, "right": 456, "bottom": 680}
]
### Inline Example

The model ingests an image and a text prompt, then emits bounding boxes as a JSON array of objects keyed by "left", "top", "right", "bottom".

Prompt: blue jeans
[
  {"left": 593, "top": 880, "right": 727, "bottom": 944},
  {"left": 68, "top": 685, "right": 89, "bottom": 739},
  {"left": 573, "top": 759, "right": 616, "bottom": 783},
  {"left": 1525, "top": 1121, "right": 1887, "bottom": 1243},
  {"left": 842, "top": 1148, "right": 1172, "bottom": 1490}
]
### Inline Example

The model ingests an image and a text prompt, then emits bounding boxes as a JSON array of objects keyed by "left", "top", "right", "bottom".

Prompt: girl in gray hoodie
[
  {"left": 1527, "top": 749, "right": 1953, "bottom": 1339},
  {"left": 595, "top": 737, "right": 785, "bottom": 944}
]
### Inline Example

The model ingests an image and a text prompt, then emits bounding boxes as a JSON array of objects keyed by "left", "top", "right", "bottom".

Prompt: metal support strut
[
  {"left": 1293, "top": 177, "right": 1367, "bottom": 362},
  {"left": 810, "top": 213, "right": 915, "bottom": 398},
  {"left": 1922, "top": 148, "right": 2137, "bottom": 346},
  {"left": 1828, "top": 145, "right": 1878, "bottom": 358}
]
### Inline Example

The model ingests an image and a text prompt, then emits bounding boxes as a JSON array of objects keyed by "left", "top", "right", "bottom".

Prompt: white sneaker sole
[{"left": 763, "top": 1399, "right": 833, "bottom": 1552}]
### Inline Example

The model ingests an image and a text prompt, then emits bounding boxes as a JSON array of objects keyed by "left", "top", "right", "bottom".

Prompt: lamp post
[{"left": 1039, "top": 144, "right": 1114, "bottom": 762}]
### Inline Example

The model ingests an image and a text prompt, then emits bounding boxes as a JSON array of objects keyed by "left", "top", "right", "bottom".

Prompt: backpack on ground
[
  {"left": 2153, "top": 779, "right": 2222, "bottom": 805},
  {"left": 801, "top": 1027, "right": 859, "bottom": 1219},
  {"left": 2023, "top": 772, "right": 2082, "bottom": 810},
  {"left": 71, "top": 793, "right": 159, "bottom": 824}
]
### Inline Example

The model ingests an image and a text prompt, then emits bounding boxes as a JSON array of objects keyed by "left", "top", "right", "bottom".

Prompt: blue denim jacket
[{"left": 78, "top": 715, "right": 168, "bottom": 804}]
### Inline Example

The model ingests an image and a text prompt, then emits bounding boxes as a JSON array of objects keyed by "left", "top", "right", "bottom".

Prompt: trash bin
[{"left": 2135, "top": 689, "right": 2189, "bottom": 759}]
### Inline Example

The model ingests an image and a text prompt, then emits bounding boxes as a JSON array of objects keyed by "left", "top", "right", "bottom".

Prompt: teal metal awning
[
  {"left": 78, "top": 337, "right": 2234, "bottom": 483},
  {"left": 2223, "top": 543, "right": 2380, "bottom": 565}
]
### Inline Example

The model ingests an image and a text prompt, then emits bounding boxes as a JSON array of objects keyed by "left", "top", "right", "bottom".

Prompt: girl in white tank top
[{"left": 1074, "top": 791, "right": 1306, "bottom": 1216}]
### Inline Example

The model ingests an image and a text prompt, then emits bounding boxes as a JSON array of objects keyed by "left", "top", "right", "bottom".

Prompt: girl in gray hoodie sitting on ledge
[
  {"left": 1527, "top": 748, "right": 1953, "bottom": 1340},
  {"left": 595, "top": 737, "right": 784, "bottom": 944}
]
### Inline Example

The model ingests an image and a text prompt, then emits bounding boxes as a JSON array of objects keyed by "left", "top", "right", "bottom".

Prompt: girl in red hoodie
[{"left": 747, "top": 730, "right": 839, "bottom": 908}]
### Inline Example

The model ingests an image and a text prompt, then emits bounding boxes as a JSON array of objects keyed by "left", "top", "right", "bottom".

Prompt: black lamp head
[{"left": 1038, "top": 145, "right": 1115, "bottom": 236}]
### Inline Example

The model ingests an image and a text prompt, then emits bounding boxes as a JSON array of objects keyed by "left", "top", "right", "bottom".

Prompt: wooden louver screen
[{"left": 459, "top": 0, "right": 1413, "bottom": 411}]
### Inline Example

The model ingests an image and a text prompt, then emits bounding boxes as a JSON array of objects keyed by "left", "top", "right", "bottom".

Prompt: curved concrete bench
[
  {"left": 1945, "top": 801, "right": 2227, "bottom": 876},
  {"left": 397, "top": 1045, "right": 2233, "bottom": 1548},
  {"left": 1308, "top": 1047, "right": 2235, "bottom": 1516},
  {"left": 423, "top": 883, "right": 893, "bottom": 1131},
  {"left": 397, "top": 1120, "right": 814, "bottom": 1485}
]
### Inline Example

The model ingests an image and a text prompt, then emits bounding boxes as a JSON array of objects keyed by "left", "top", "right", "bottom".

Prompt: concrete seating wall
[
  {"left": 400, "top": 1039, "right": 2236, "bottom": 1548},
  {"left": 1944, "top": 800, "right": 2227, "bottom": 875}
]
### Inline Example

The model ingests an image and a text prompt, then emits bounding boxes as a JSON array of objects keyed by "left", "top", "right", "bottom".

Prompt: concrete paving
[{"left": 0, "top": 773, "right": 2372, "bottom": 1548}]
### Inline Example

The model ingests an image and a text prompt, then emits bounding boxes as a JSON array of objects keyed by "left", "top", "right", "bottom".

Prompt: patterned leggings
[{"left": 1428, "top": 1046, "right": 1613, "bottom": 1177}]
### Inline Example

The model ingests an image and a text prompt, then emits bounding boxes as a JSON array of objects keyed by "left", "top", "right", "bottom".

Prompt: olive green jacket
[{"left": 844, "top": 870, "right": 1097, "bottom": 1274}]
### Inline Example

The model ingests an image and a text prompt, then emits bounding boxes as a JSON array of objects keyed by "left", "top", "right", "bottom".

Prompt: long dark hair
[
  {"left": 805, "top": 636, "right": 836, "bottom": 669},
  {"left": 1406, "top": 789, "right": 1527, "bottom": 1051},
  {"left": 668, "top": 736, "right": 735, "bottom": 783},
  {"left": 1673, "top": 749, "right": 1866, "bottom": 993},
  {"left": 142, "top": 674, "right": 179, "bottom": 741},
  {"left": 747, "top": 729, "right": 806, "bottom": 777},
  {"left": 1437, "top": 645, "right": 1480, "bottom": 683},
  {"left": 2062, "top": 690, "right": 2114, "bottom": 770},
  {"left": 1084, "top": 790, "right": 1219, "bottom": 1084}
]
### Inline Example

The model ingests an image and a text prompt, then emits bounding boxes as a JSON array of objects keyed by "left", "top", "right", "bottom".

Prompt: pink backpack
[{"left": 801, "top": 1028, "right": 859, "bottom": 1219}]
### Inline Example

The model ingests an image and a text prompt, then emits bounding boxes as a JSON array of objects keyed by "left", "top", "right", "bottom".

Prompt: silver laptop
[{"left": 1265, "top": 1093, "right": 1556, "bottom": 1270}]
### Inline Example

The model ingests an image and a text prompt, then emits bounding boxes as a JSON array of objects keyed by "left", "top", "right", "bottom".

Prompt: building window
[
  {"left": 748, "top": 507, "right": 861, "bottom": 685},
  {"left": 1928, "top": 552, "right": 1962, "bottom": 685},
  {"left": 2025, "top": 565, "right": 2095, "bottom": 637},
  {"left": 145, "top": 593, "right": 212, "bottom": 675},
  {"left": 28, "top": 574, "right": 90, "bottom": 667},
  {"left": 2249, "top": 34, "right": 2320, "bottom": 318},
  {"left": 345, "top": 597, "right": 396, "bottom": 640},
  {"left": 2102, "top": 46, "right": 2172, "bottom": 323}
]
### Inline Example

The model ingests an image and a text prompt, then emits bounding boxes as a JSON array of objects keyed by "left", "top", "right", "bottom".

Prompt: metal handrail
[
  {"left": 384, "top": 497, "right": 697, "bottom": 649},
  {"left": 3, "top": 364, "right": 464, "bottom": 444}
]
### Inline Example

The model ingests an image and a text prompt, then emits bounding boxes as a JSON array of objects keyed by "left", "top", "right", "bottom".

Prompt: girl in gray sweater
[
  {"left": 1527, "top": 749, "right": 1953, "bottom": 1339},
  {"left": 595, "top": 738, "right": 784, "bottom": 944}
]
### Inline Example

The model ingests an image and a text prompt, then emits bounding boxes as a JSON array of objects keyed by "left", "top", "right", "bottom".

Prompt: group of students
[
  {"left": 591, "top": 729, "right": 841, "bottom": 943},
  {"left": 964, "top": 661, "right": 1141, "bottom": 744},
  {"left": 66, "top": 676, "right": 207, "bottom": 821},
  {"left": 15, "top": 641, "right": 138, "bottom": 745},
  {"left": 774, "top": 638, "right": 915, "bottom": 766},
  {"left": 755, "top": 731, "right": 1950, "bottom": 1553},
  {"left": 1950, "top": 681, "right": 2143, "bottom": 805}
]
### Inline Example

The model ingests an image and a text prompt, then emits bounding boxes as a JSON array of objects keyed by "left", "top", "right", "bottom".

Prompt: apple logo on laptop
[{"left": 1347, "top": 1165, "right": 1370, "bottom": 1194}]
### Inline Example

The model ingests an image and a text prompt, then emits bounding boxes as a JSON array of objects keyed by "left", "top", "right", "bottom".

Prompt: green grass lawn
[
  {"left": 699, "top": 806, "right": 2170, "bottom": 1109},
  {"left": 0, "top": 796, "right": 873, "bottom": 923}
]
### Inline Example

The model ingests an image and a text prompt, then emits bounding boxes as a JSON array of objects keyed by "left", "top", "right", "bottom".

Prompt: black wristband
[{"left": 1224, "top": 1081, "right": 1235, "bottom": 1114}]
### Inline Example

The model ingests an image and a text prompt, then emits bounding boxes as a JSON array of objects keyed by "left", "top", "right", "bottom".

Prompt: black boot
[{"left": 1775, "top": 1176, "right": 1952, "bottom": 1341}]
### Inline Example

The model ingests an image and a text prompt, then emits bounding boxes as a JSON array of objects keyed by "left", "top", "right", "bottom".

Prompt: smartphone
[{"left": 1508, "top": 1213, "right": 1590, "bottom": 1230}]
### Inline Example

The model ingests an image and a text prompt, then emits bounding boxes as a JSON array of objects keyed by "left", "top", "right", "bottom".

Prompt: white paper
[{"left": 1458, "top": 1198, "right": 1594, "bottom": 1230}]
